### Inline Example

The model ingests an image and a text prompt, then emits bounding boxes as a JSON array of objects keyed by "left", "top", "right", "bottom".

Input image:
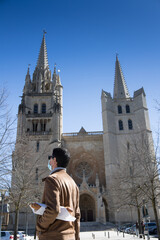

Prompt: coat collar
[
  {"left": 42, "top": 168, "right": 66, "bottom": 182},
  {"left": 50, "top": 167, "right": 66, "bottom": 174}
]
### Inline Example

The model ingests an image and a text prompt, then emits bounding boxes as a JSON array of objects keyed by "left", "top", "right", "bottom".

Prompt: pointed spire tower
[
  {"left": 37, "top": 32, "right": 49, "bottom": 70},
  {"left": 113, "top": 55, "right": 130, "bottom": 99},
  {"left": 32, "top": 32, "right": 51, "bottom": 92}
]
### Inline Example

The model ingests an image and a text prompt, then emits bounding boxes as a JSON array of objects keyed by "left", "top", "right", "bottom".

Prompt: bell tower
[
  {"left": 101, "top": 56, "right": 152, "bottom": 222},
  {"left": 17, "top": 33, "right": 63, "bottom": 145},
  {"left": 10, "top": 33, "right": 63, "bottom": 231}
]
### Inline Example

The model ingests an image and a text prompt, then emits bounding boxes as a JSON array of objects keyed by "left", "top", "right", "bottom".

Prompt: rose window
[{"left": 75, "top": 162, "right": 92, "bottom": 179}]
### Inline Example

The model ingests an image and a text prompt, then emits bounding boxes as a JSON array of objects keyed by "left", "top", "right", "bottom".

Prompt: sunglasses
[{"left": 48, "top": 155, "right": 55, "bottom": 160}]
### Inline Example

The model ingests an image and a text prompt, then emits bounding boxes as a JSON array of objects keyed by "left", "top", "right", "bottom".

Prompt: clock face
[{"left": 75, "top": 161, "right": 93, "bottom": 179}]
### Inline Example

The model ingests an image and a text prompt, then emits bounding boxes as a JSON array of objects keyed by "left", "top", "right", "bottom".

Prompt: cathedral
[{"left": 9, "top": 33, "right": 156, "bottom": 231}]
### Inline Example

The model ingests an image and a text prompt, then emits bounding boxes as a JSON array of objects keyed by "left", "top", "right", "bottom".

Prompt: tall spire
[
  {"left": 113, "top": 55, "right": 130, "bottom": 99},
  {"left": 32, "top": 32, "right": 51, "bottom": 92},
  {"left": 36, "top": 31, "right": 49, "bottom": 70}
]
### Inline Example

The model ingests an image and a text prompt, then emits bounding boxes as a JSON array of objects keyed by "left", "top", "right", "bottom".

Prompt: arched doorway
[{"left": 80, "top": 194, "right": 95, "bottom": 222}]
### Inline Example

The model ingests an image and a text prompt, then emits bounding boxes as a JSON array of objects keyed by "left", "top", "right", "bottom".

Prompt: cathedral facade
[{"left": 9, "top": 34, "right": 157, "bottom": 231}]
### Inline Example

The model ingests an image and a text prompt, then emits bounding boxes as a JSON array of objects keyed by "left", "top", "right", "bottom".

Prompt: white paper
[
  {"left": 30, "top": 203, "right": 76, "bottom": 222},
  {"left": 30, "top": 203, "right": 47, "bottom": 215},
  {"left": 56, "top": 206, "right": 76, "bottom": 222}
]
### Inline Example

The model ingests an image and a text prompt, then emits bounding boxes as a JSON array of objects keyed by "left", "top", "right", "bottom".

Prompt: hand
[
  {"left": 66, "top": 206, "right": 73, "bottom": 213},
  {"left": 30, "top": 203, "right": 41, "bottom": 211}
]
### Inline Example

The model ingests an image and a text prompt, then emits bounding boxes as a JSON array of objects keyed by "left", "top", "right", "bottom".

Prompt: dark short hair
[{"left": 52, "top": 148, "right": 70, "bottom": 168}]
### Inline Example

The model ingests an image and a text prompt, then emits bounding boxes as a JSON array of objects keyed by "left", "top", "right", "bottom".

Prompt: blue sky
[{"left": 1, "top": 0, "right": 160, "bottom": 136}]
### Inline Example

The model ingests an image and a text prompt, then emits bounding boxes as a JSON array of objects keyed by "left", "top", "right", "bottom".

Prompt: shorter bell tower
[{"left": 101, "top": 56, "right": 152, "bottom": 222}]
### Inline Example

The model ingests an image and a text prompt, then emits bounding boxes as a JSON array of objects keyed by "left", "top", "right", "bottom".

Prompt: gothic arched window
[
  {"left": 119, "top": 120, "right": 123, "bottom": 130},
  {"left": 41, "top": 103, "right": 46, "bottom": 113},
  {"left": 118, "top": 105, "right": 122, "bottom": 114},
  {"left": 34, "top": 104, "right": 38, "bottom": 114},
  {"left": 128, "top": 119, "right": 133, "bottom": 130},
  {"left": 126, "top": 105, "right": 130, "bottom": 113}
]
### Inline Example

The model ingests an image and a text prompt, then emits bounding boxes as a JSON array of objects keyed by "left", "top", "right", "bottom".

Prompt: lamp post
[
  {"left": 0, "top": 189, "right": 7, "bottom": 240},
  {"left": 142, "top": 199, "right": 150, "bottom": 240},
  {"left": 116, "top": 208, "right": 120, "bottom": 231}
]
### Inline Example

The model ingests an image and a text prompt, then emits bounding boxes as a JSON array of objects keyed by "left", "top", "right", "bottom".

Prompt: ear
[{"left": 55, "top": 157, "right": 58, "bottom": 166}]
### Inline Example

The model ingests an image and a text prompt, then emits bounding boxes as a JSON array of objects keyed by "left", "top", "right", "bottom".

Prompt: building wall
[{"left": 62, "top": 131, "right": 105, "bottom": 187}]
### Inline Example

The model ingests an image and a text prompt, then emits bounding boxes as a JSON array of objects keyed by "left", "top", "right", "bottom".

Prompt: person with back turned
[{"left": 36, "top": 147, "right": 80, "bottom": 240}]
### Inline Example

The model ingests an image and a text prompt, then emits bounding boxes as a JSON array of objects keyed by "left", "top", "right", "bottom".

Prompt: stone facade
[
  {"left": 8, "top": 35, "right": 158, "bottom": 231},
  {"left": 62, "top": 130, "right": 108, "bottom": 223}
]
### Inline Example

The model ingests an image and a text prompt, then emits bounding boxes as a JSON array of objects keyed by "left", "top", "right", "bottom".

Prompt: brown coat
[{"left": 36, "top": 169, "right": 80, "bottom": 240}]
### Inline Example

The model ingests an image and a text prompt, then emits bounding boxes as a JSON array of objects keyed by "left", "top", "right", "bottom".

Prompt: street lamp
[
  {"left": 142, "top": 198, "right": 150, "bottom": 240},
  {"left": 0, "top": 189, "right": 7, "bottom": 240},
  {"left": 116, "top": 208, "right": 120, "bottom": 230}
]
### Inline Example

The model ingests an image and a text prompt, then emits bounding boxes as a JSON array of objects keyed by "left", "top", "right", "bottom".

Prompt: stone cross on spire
[
  {"left": 43, "top": 30, "right": 47, "bottom": 35},
  {"left": 113, "top": 55, "right": 130, "bottom": 99}
]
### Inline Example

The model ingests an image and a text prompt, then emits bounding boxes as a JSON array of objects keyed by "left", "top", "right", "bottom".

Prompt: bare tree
[
  {"left": 0, "top": 87, "right": 52, "bottom": 239},
  {"left": 0, "top": 87, "right": 15, "bottom": 185},
  {"left": 3, "top": 136, "right": 49, "bottom": 240},
  {"left": 110, "top": 148, "right": 144, "bottom": 233},
  {"left": 132, "top": 133, "right": 160, "bottom": 239},
  {"left": 111, "top": 132, "right": 160, "bottom": 239}
]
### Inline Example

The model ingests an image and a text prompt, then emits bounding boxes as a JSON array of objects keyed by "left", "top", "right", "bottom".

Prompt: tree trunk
[
  {"left": 137, "top": 206, "right": 142, "bottom": 235},
  {"left": 14, "top": 207, "right": 19, "bottom": 240},
  {"left": 25, "top": 210, "right": 28, "bottom": 235},
  {"left": 152, "top": 198, "right": 160, "bottom": 240},
  {"left": 34, "top": 215, "right": 37, "bottom": 239}
]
